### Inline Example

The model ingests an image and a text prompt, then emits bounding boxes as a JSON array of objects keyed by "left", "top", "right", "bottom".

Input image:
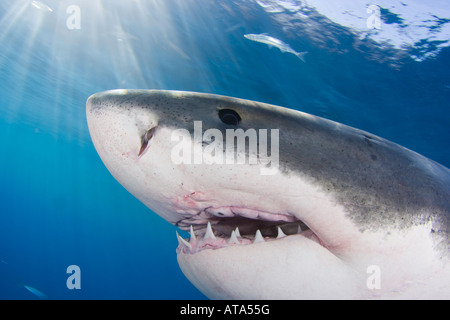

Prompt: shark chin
[
  {"left": 86, "top": 89, "right": 450, "bottom": 300},
  {"left": 177, "top": 231, "right": 360, "bottom": 300}
]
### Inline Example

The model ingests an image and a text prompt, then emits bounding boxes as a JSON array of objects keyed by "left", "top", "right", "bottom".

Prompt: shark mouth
[{"left": 175, "top": 207, "right": 322, "bottom": 254}]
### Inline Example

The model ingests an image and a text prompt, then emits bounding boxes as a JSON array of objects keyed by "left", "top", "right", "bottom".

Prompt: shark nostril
[{"left": 138, "top": 127, "right": 156, "bottom": 157}]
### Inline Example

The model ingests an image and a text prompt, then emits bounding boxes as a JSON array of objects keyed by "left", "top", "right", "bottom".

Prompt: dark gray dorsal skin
[{"left": 87, "top": 90, "right": 450, "bottom": 299}]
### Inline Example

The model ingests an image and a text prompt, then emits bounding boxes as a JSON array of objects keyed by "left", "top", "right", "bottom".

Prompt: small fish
[
  {"left": 23, "top": 284, "right": 48, "bottom": 300},
  {"left": 109, "top": 26, "right": 139, "bottom": 42},
  {"left": 244, "top": 33, "right": 307, "bottom": 62},
  {"left": 31, "top": 1, "right": 53, "bottom": 12}
]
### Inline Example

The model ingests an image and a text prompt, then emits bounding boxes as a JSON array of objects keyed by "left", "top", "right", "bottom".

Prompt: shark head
[{"left": 86, "top": 89, "right": 450, "bottom": 299}]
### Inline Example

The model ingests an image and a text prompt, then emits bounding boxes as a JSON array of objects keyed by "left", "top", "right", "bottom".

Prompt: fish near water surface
[{"left": 244, "top": 33, "right": 308, "bottom": 62}]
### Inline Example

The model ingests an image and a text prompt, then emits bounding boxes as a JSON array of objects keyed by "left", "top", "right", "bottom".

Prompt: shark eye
[{"left": 219, "top": 109, "right": 241, "bottom": 125}]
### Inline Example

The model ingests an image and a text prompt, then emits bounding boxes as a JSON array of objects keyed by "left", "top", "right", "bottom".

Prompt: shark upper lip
[{"left": 175, "top": 207, "right": 321, "bottom": 254}]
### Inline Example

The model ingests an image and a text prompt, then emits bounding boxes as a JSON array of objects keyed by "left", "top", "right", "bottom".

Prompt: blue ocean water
[{"left": 0, "top": 0, "right": 449, "bottom": 299}]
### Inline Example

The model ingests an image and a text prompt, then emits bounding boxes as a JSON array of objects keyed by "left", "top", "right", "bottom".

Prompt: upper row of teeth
[{"left": 176, "top": 221, "right": 302, "bottom": 250}]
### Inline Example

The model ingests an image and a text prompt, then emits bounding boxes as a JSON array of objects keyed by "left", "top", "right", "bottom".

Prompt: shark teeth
[
  {"left": 176, "top": 231, "right": 192, "bottom": 250},
  {"left": 253, "top": 230, "right": 264, "bottom": 243},
  {"left": 204, "top": 221, "right": 217, "bottom": 240},
  {"left": 228, "top": 230, "right": 240, "bottom": 245},
  {"left": 190, "top": 225, "right": 197, "bottom": 240},
  {"left": 277, "top": 226, "right": 287, "bottom": 239},
  {"left": 234, "top": 227, "right": 241, "bottom": 238},
  {"left": 176, "top": 223, "right": 305, "bottom": 254}
]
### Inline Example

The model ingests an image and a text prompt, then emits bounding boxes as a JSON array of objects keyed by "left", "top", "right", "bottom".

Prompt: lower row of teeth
[{"left": 176, "top": 222, "right": 303, "bottom": 254}]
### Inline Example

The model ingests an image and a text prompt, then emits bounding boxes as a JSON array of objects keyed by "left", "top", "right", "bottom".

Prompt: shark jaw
[
  {"left": 175, "top": 220, "right": 316, "bottom": 254},
  {"left": 170, "top": 181, "right": 445, "bottom": 299},
  {"left": 86, "top": 89, "right": 450, "bottom": 300},
  {"left": 177, "top": 231, "right": 359, "bottom": 300},
  {"left": 171, "top": 193, "right": 363, "bottom": 300},
  {"left": 173, "top": 197, "right": 448, "bottom": 300},
  {"left": 174, "top": 192, "right": 320, "bottom": 254}
]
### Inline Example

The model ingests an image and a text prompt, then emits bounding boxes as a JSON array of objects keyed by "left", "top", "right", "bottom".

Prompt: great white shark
[{"left": 86, "top": 89, "right": 450, "bottom": 299}]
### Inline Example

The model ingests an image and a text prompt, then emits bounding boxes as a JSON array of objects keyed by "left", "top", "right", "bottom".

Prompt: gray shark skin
[{"left": 86, "top": 89, "right": 450, "bottom": 299}]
